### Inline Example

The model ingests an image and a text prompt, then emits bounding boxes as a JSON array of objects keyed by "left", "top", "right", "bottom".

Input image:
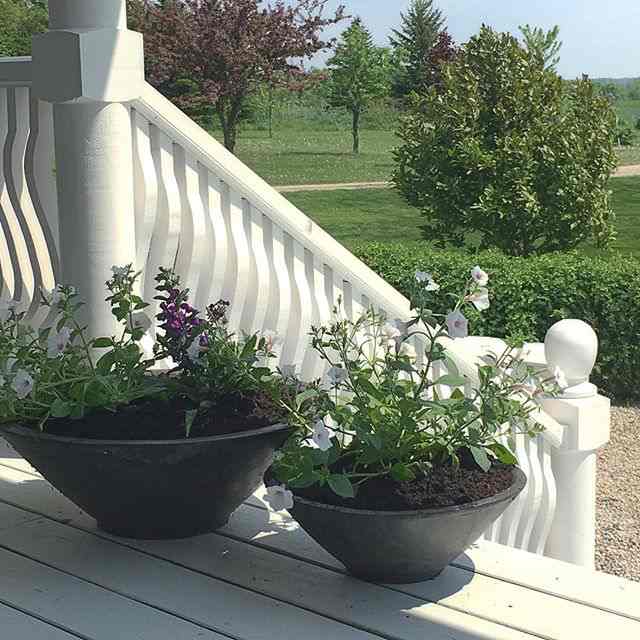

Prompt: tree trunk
[
  {"left": 217, "top": 97, "right": 244, "bottom": 154},
  {"left": 268, "top": 85, "right": 274, "bottom": 139},
  {"left": 352, "top": 108, "right": 360, "bottom": 154}
]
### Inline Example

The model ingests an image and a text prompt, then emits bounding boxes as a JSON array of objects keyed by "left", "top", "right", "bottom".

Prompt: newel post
[
  {"left": 540, "top": 319, "right": 610, "bottom": 569},
  {"left": 31, "top": 0, "right": 144, "bottom": 337}
]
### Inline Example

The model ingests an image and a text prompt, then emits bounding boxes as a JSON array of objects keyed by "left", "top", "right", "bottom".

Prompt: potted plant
[
  {"left": 0, "top": 266, "right": 292, "bottom": 539},
  {"left": 266, "top": 267, "right": 561, "bottom": 583}
]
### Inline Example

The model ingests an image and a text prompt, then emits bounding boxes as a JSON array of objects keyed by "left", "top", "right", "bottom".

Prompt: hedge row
[{"left": 352, "top": 242, "right": 640, "bottom": 400}]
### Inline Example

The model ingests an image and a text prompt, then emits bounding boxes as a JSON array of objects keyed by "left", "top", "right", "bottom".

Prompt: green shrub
[
  {"left": 393, "top": 26, "right": 618, "bottom": 257},
  {"left": 353, "top": 242, "right": 640, "bottom": 399},
  {"left": 616, "top": 119, "right": 635, "bottom": 146}
]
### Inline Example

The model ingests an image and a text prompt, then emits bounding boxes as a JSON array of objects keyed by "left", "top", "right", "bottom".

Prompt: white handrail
[{"left": 135, "top": 83, "right": 410, "bottom": 320}]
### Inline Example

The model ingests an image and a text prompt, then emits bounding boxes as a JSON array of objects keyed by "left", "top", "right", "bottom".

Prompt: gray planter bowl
[
  {"left": 1, "top": 422, "right": 291, "bottom": 540},
  {"left": 290, "top": 467, "right": 526, "bottom": 583}
]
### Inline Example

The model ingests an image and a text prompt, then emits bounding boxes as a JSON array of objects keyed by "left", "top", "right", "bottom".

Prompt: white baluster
[
  {"left": 541, "top": 319, "right": 610, "bottom": 568},
  {"left": 131, "top": 109, "right": 158, "bottom": 300}
]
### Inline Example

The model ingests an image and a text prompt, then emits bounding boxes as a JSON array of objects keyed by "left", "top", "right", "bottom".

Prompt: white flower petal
[
  {"left": 12, "top": 369, "right": 34, "bottom": 399},
  {"left": 327, "top": 366, "right": 348, "bottom": 386},
  {"left": 469, "top": 287, "right": 490, "bottom": 311},
  {"left": 554, "top": 366, "right": 568, "bottom": 390},
  {"left": 471, "top": 266, "right": 489, "bottom": 286},
  {"left": 264, "top": 485, "right": 294, "bottom": 512},
  {"left": 311, "top": 419, "right": 334, "bottom": 452},
  {"left": 446, "top": 310, "right": 469, "bottom": 338}
]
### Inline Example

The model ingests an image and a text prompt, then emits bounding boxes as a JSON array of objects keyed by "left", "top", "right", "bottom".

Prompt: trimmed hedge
[{"left": 352, "top": 242, "right": 640, "bottom": 400}]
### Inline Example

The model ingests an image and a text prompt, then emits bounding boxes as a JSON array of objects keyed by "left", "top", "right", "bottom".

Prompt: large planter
[
  {"left": 290, "top": 467, "right": 526, "bottom": 583},
  {"left": 1, "top": 422, "right": 290, "bottom": 539}
]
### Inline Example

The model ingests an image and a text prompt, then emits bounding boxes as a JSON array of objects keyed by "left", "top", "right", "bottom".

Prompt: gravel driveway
[{"left": 596, "top": 404, "right": 640, "bottom": 582}]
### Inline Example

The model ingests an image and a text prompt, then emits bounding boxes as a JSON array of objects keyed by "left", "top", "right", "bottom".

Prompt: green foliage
[
  {"left": 519, "top": 24, "right": 562, "bottom": 70},
  {"left": 389, "top": 0, "right": 445, "bottom": 98},
  {"left": 352, "top": 242, "right": 640, "bottom": 400},
  {"left": 0, "top": 266, "right": 288, "bottom": 435},
  {"left": 327, "top": 19, "right": 392, "bottom": 153},
  {"left": 616, "top": 118, "right": 635, "bottom": 146},
  {"left": 0, "top": 0, "right": 47, "bottom": 57},
  {"left": 394, "top": 26, "right": 618, "bottom": 257},
  {"left": 272, "top": 275, "right": 551, "bottom": 500}
]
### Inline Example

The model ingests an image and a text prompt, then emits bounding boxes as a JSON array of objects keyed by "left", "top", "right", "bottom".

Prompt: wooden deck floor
[{"left": 0, "top": 440, "right": 639, "bottom": 640}]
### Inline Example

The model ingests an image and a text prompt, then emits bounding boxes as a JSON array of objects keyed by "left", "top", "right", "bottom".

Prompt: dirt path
[{"left": 277, "top": 165, "right": 640, "bottom": 193}]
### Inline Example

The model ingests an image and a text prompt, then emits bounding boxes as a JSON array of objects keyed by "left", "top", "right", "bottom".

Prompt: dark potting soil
[
  {"left": 293, "top": 462, "right": 515, "bottom": 511},
  {"left": 45, "top": 392, "right": 285, "bottom": 441}
]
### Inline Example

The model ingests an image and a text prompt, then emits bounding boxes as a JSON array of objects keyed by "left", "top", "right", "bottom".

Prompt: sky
[{"left": 314, "top": 0, "right": 640, "bottom": 79}]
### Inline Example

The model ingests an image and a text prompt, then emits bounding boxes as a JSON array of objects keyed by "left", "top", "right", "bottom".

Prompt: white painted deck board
[
  {"left": 0, "top": 546, "right": 227, "bottom": 640},
  {"left": 1, "top": 442, "right": 639, "bottom": 640},
  {"left": 0, "top": 502, "right": 380, "bottom": 640},
  {"left": 0, "top": 603, "right": 80, "bottom": 640}
]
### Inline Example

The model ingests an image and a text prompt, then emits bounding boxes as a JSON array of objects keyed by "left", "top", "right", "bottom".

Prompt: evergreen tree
[
  {"left": 389, "top": 0, "right": 445, "bottom": 97},
  {"left": 327, "top": 19, "right": 391, "bottom": 154},
  {"left": 519, "top": 24, "right": 562, "bottom": 71}
]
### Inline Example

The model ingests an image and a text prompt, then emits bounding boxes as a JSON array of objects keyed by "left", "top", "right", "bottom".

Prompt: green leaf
[
  {"left": 390, "top": 462, "right": 416, "bottom": 482},
  {"left": 327, "top": 474, "right": 355, "bottom": 499},
  {"left": 295, "top": 388, "right": 318, "bottom": 408},
  {"left": 92, "top": 337, "right": 113, "bottom": 348},
  {"left": 470, "top": 446, "right": 491, "bottom": 472},
  {"left": 489, "top": 442, "right": 519, "bottom": 466},
  {"left": 51, "top": 399, "right": 71, "bottom": 418},
  {"left": 435, "top": 374, "right": 466, "bottom": 387},
  {"left": 185, "top": 409, "right": 198, "bottom": 438}
]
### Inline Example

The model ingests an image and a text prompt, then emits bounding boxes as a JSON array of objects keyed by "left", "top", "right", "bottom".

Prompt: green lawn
[
  {"left": 214, "top": 129, "right": 396, "bottom": 185},
  {"left": 287, "top": 177, "right": 640, "bottom": 255},
  {"left": 217, "top": 127, "right": 639, "bottom": 186}
]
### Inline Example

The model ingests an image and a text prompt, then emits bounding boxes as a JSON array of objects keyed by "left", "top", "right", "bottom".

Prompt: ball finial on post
[{"left": 544, "top": 319, "right": 598, "bottom": 398}]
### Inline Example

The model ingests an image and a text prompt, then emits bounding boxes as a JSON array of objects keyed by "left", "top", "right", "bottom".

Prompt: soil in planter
[
  {"left": 293, "top": 461, "right": 515, "bottom": 511},
  {"left": 45, "top": 391, "right": 286, "bottom": 441}
]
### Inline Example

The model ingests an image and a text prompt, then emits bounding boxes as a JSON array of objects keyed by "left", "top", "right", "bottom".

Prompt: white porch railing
[{"left": 0, "top": 0, "right": 611, "bottom": 570}]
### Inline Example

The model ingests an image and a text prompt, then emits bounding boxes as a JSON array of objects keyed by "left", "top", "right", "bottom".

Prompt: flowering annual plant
[
  {"left": 0, "top": 266, "right": 286, "bottom": 436},
  {"left": 267, "top": 267, "right": 562, "bottom": 507}
]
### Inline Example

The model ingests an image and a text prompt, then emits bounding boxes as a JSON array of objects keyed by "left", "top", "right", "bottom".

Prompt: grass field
[
  {"left": 218, "top": 127, "right": 639, "bottom": 186},
  {"left": 216, "top": 129, "right": 397, "bottom": 185},
  {"left": 287, "top": 177, "right": 640, "bottom": 255}
]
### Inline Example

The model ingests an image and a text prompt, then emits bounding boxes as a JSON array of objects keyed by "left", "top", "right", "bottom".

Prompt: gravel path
[{"left": 596, "top": 404, "right": 640, "bottom": 582}]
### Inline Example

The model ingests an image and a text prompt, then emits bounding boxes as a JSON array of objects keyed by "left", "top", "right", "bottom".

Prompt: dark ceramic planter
[
  {"left": 1, "top": 422, "right": 290, "bottom": 540},
  {"left": 290, "top": 467, "right": 526, "bottom": 583}
]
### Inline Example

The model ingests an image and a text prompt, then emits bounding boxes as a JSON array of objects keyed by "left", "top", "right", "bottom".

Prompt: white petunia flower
[
  {"left": 415, "top": 271, "right": 440, "bottom": 292},
  {"left": 398, "top": 341, "right": 417, "bottom": 360},
  {"left": 471, "top": 266, "right": 489, "bottom": 287},
  {"left": 446, "top": 310, "right": 469, "bottom": 338},
  {"left": 311, "top": 418, "right": 335, "bottom": 452},
  {"left": 186, "top": 338, "right": 204, "bottom": 362},
  {"left": 264, "top": 484, "right": 294, "bottom": 512},
  {"left": 327, "top": 366, "right": 348, "bottom": 386},
  {"left": 468, "top": 287, "right": 490, "bottom": 311},
  {"left": 381, "top": 321, "right": 402, "bottom": 340},
  {"left": 47, "top": 326, "right": 72, "bottom": 358},
  {"left": 12, "top": 369, "right": 34, "bottom": 399},
  {"left": 554, "top": 366, "right": 568, "bottom": 390},
  {"left": 125, "top": 312, "right": 152, "bottom": 334},
  {"left": 261, "top": 329, "right": 283, "bottom": 353}
]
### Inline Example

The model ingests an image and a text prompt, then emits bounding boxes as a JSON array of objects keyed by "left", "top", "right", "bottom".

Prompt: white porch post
[
  {"left": 30, "top": 0, "right": 144, "bottom": 338},
  {"left": 541, "top": 320, "right": 611, "bottom": 569}
]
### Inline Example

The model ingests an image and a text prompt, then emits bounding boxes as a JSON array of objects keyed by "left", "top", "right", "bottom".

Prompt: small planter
[
  {"left": 2, "top": 422, "right": 290, "bottom": 539},
  {"left": 289, "top": 467, "right": 526, "bottom": 583}
]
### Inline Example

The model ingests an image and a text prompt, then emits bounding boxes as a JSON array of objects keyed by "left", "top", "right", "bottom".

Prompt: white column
[
  {"left": 31, "top": 0, "right": 144, "bottom": 338},
  {"left": 540, "top": 319, "right": 611, "bottom": 569}
]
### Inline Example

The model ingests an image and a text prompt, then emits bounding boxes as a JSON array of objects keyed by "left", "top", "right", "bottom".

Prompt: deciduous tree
[
  {"left": 129, "top": 0, "right": 345, "bottom": 153},
  {"left": 327, "top": 19, "right": 391, "bottom": 154}
]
